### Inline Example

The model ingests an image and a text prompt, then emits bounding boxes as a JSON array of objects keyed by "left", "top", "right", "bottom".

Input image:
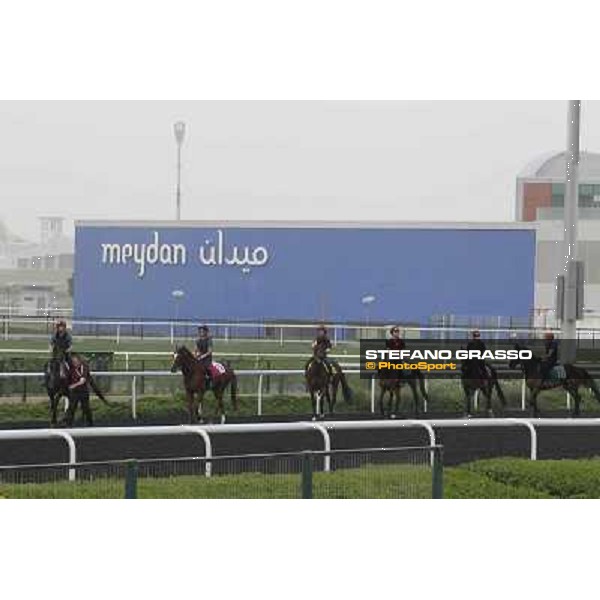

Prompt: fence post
[
  {"left": 301, "top": 452, "right": 313, "bottom": 499},
  {"left": 370, "top": 375, "right": 376, "bottom": 413},
  {"left": 431, "top": 447, "right": 443, "bottom": 499},
  {"left": 132, "top": 375, "right": 137, "bottom": 420},
  {"left": 257, "top": 373, "right": 263, "bottom": 416},
  {"left": 124, "top": 460, "right": 138, "bottom": 499},
  {"left": 521, "top": 378, "right": 527, "bottom": 411}
]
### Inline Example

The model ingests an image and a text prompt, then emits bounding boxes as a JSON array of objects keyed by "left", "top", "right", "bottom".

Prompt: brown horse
[
  {"left": 378, "top": 369, "right": 429, "bottom": 418},
  {"left": 43, "top": 353, "right": 110, "bottom": 427},
  {"left": 509, "top": 344, "right": 600, "bottom": 417},
  {"left": 305, "top": 358, "right": 353, "bottom": 420},
  {"left": 170, "top": 346, "right": 238, "bottom": 423},
  {"left": 461, "top": 361, "right": 506, "bottom": 418}
]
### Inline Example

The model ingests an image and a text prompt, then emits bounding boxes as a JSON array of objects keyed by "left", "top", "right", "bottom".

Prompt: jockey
[
  {"left": 50, "top": 319, "right": 72, "bottom": 377},
  {"left": 194, "top": 325, "right": 214, "bottom": 387},
  {"left": 541, "top": 331, "right": 559, "bottom": 383},
  {"left": 386, "top": 326, "right": 406, "bottom": 351},
  {"left": 466, "top": 329, "right": 488, "bottom": 380},
  {"left": 308, "top": 325, "right": 340, "bottom": 377}
]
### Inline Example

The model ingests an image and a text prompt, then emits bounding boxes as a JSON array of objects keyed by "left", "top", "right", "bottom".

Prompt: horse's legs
[
  {"left": 409, "top": 380, "right": 419, "bottom": 417},
  {"left": 49, "top": 393, "right": 58, "bottom": 427},
  {"left": 187, "top": 390, "right": 197, "bottom": 424},
  {"left": 569, "top": 386, "right": 582, "bottom": 417},
  {"left": 310, "top": 390, "right": 317, "bottom": 421},
  {"left": 484, "top": 384, "right": 493, "bottom": 417},
  {"left": 379, "top": 385, "right": 387, "bottom": 417},
  {"left": 530, "top": 389, "right": 540, "bottom": 418},
  {"left": 64, "top": 395, "right": 77, "bottom": 427},
  {"left": 329, "top": 377, "right": 338, "bottom": 414},
  {"left": 215, "top": 390, "right": 226, "bottom": 424},
  {"left": 392, "top": 384, "right": 401, "bottom": 417},
  {"left": 463, "top": 384, "right": 472, "bottom": 417}
]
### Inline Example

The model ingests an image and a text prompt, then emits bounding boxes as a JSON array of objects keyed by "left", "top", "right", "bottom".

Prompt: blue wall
[{"left": 74, "top": 225, "right": 536, "bottom": 323}]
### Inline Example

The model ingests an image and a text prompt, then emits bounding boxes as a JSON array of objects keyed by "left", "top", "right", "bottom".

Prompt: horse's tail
[
  {"left": 583, "top": 369, "right": 600, "bottom": 403},
  {"left": 416, "top": 370, "right": 429, "bottom": 401},
  {"left": 338, "top": 370, "right": 353, "bottom": 404},
  {"left": 89, "top": 375, "right": 113, "bottom": 407},
  {"left": 490, "top": 368, "right": 506, "bottom": 405},
  {"left": 230, "top": 371, "right": 238, "bottom": 411}
]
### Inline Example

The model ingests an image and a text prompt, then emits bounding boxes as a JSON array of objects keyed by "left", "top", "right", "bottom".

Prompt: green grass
[
  {"left": 0, "top": 463, "right": 433, "bottom": 499},
  {"left": 5, "top": 457, "right": 600, "bottom": 498}
]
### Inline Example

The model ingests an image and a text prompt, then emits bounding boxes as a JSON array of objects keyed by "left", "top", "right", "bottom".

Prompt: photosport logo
[{"left": 359, "top": 339, "right": 540, "bottom": 380}]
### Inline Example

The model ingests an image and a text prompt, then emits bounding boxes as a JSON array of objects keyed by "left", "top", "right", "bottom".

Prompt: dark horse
[
  {"left": 509, "top": 344, "right": 600, "bottom": 417},
  {"left": 43, "top": 354, "right": 109, "bottom": 427},
  {"left": 170, "top": 346, "right": 238, "bottom": 424},
  {"left": 378, "top": 369, "right": 429, "bottom": 418},
  {"left": 461, "top": 361, "right": 506, "bottom": 417},
  {"left": 305, "top": 358, "right": 352, "bottom": 420}
]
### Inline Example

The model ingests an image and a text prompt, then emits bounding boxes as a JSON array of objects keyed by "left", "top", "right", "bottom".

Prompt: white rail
[
  {"left": 1, "top": 418, "right": 599, "bottom": 481},
  {"left": 0, "top": 369, "right": 363, "bottom": 419},
  {"left": 0, "top": 366, "right": 584, "bottom": 415}
]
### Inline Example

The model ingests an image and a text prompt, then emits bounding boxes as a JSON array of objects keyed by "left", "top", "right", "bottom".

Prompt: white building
[
  {"left": 0, "top": 217, "right": 73, "bottom": 315},
  {"left": 516, "top": 151, "right": 600, "bottom": 329}
]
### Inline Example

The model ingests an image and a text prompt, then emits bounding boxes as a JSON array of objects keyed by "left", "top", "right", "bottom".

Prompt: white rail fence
[
  {"left": 4, "top": 315, "right": 596, "bottom": 345},
  {"left": 0, "top": 367, "right": 581, "bottom": 416},
  {"left": 0, "top": 369, "right": 362, "bottom": 418},
  {"left": 0, "top": 418, "right": 597, "bottom": 481}
]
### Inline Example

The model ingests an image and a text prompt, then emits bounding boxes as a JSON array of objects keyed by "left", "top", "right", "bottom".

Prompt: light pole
[
  {"left": 174, "top": 121, "right": 186, "bottom": 221},
  {"left": 361, "top": 295, "right": 376, "bottom": 331},
  {"left": 560, "top": 101, "right": 582, "bottom": 363},
  {"left": 171, "top": 289, "right": 185, "bottom": 344}
]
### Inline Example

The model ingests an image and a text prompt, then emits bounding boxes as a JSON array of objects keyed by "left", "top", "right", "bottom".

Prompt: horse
[
  {"left": 378, "top": 369, "right": 429, "bottom": 418},
  {"left": 460, "top": 360, "right": 506, "bottom": 418},
  {"left": 170, "top": 346, "right": 238, "bottom": 424},
  {"left": 305, "top": 358, "right": 352, "bottom": 420},
  {"left": 509, "top": 344, "right": 600, "bottom": 417},
  {"left": 43, "top": 353, "right": 109, "bottom": 427}
]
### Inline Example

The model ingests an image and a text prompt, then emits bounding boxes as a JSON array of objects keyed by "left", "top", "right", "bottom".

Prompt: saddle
[
  {"left": 548, "top": 364, "right": 566, "bottom": 381},
  {"left": 207, "top": 362, "right": 227, "bottom": 378}
]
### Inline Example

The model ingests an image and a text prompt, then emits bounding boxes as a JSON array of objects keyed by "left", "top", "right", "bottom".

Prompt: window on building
[
  {"left": 58, "top": 254, "right": 73, "bottom": 269},
  {"left": 44, "top": 256, "right": 56, "bottom": 269}
]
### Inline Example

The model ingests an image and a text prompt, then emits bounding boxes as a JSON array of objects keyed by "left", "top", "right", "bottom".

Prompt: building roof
[
  {"left": 0, "top": 220, "right": 26, "bottom": 244},
  {"left": 518, "top": 150, "right": 600, "bottom": 181},
  {"left": 76, "top": 219, "right": 536, "bottom": 231}
]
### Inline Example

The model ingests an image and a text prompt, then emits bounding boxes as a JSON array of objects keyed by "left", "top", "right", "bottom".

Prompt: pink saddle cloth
[{"left": 208, "top": 362, "right": 227, "bottom": 378}]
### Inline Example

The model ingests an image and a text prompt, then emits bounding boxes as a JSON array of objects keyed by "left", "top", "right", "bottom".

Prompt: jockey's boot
[{"left": 205, "top": 375, "right": 212, "bottom": 390}]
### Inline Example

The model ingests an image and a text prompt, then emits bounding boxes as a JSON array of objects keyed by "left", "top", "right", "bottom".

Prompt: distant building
[
  {"left": 0, "top": 217, "right": 73, "bottom": 316},
  {"left": 516, "top": 151, "right": 600, "bottom": 328}
]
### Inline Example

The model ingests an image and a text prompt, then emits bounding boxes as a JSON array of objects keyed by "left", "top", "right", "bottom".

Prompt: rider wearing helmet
[
  {"left": 466, "top": 329, "right": 488, "bottom": 381},
  {"left": 50, "top": 319, "right": 73, "bottom": 378},
  {"left": 194, "top": 325, "right": 214, "bottom": 388},
  {"left": 308, "top": 325, "right": 339, "bottom": 377},
  {"left": 386, "top": 326, "right": 406, "bottom": 352},
  {"left": 541, "top": 331, "right": 559, "bottom": 383}
]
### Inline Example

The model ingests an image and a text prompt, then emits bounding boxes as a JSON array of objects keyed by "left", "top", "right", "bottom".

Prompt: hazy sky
[{"left": 1, "top": 100, "right": 598, "bottom": 241}]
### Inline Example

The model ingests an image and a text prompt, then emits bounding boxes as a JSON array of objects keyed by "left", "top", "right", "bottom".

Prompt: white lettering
[{"left": 99, "top": 231, "right": 187, "bottom": 278}]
